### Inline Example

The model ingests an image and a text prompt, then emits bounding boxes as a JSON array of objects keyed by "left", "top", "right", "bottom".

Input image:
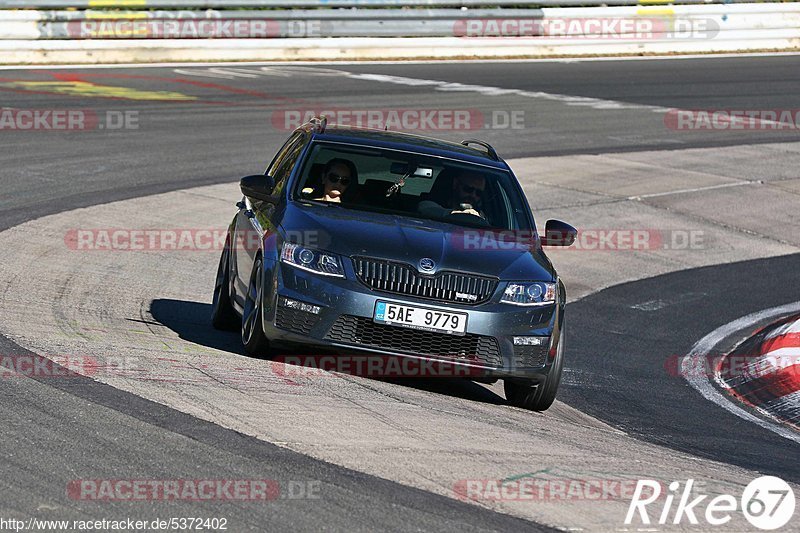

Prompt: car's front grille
[
  {"left": 325, "top": 315, "right": 502, "bottom": 367},
  {"left": 513, "top": 344, "right": 549, "bottom": 368},
  {"left": 352, "top": 257, "right": 497, "bottom": 305},
  {"left": 275, "top": 306, "right": 320, "bottom": 336}
]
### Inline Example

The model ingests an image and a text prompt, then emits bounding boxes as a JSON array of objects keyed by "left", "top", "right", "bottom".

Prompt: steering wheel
[{"left": 444, "top": 211, "right": 491, "bottom": 228}]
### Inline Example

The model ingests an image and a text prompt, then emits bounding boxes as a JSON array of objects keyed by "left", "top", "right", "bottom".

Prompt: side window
[
  {"left": 494, "top": 185, "right": 515, "bottom": 230},
  {"left": 267, "top": 132, "right": 307, "bottom": 195}
]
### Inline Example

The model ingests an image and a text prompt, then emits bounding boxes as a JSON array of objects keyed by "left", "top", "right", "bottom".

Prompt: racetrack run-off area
[{"left": 0, "top": 57, "right": 798, "bottom": 531}]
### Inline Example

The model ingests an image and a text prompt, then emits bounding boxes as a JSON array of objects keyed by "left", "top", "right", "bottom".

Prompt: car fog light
[
  {"left": 281, "top": 297, "right": 321, "bottom": 315},
  {"left": 513, "top": 336, "right": 547, "bottom": 346}
]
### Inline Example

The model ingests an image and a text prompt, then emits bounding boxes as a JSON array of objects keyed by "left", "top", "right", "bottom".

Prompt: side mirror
[
  {"left": 541, "top": 219, "right": 577, "bottom": 247},
  {"left": 240, "top": 174, "right": 276, "bottom": 202}
]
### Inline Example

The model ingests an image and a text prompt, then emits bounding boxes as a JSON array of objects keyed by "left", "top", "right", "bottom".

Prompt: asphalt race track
[
  {"left": 562, "top": 254, "right": 800, "bottom": 479},
  {"left": 0, "top": 56, "right": 799, "bottom": 531}
]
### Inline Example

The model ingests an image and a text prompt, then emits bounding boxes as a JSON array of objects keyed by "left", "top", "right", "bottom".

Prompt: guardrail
[
  {"left": 0, "top": 0, "right": 786, "bottom": 8},
  {"left": 1, "top": 2, "right": 799, "bottom": 63},
  {"left": 4, "top": 9, "right": 548, "bottom": 39},
  {"left": 2, "top": 3, "right": 800, "bottom": 39}
]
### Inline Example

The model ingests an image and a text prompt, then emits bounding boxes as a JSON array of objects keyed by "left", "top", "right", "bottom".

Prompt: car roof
[{"left": 302, "top": 124, "right": 510, "bottom": 170}]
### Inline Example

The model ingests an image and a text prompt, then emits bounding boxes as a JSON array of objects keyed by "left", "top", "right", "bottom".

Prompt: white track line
[
  {"left": 343, "top": 72, "right": 672, "bottom": 112},
  {"left": 629, "top": 181, "right": 756, "bottom": 200},
  {"left": 765, "top": 317, "right": 800, "bottom": 340},
  {"left": 341, "top": 72, "right": 787, "bottom": 128},
  {"left": 682, "top": 301, "right": 800, "bottom": 444}
]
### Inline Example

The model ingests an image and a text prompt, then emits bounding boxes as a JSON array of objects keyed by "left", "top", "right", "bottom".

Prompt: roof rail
[
  {"left": 460, "top": 139, "right": 499, "bottom": 161},
  {"left": 308, "top": 115, "right": 328, "bottom": 134}
]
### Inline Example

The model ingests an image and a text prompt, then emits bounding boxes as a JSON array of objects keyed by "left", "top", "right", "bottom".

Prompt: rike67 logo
[{"left": 626, "top": 476, "right": 795, "bottom": 530}]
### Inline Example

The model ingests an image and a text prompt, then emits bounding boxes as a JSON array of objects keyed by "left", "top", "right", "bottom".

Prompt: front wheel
[
  {"left": 505, "top": 328, "right": 564, "bottom": 411},
  {"left": 241, "top": 256, "right": 270, "bottom": 356}
]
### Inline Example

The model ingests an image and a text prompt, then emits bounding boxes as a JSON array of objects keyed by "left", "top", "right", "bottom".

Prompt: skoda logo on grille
[{"left": 418, "top": 258, "right": 436, "bottom": 273}]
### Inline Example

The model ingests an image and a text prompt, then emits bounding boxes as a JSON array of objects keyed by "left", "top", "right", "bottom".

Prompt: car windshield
[{"left": 292, "top": 142, "right": 532, "bottom": 231}]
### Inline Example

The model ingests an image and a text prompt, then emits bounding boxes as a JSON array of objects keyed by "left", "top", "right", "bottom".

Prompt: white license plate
[{"left": 373, "top": 301, "right": 468, "bottom": 336}]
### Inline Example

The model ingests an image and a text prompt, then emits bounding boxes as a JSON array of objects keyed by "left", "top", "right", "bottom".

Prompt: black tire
[
  {"left": 211, "top": 243, "right": 239, "bottom": 331},
  {"left": 505, "top": 328, "right": 564, "bottom": 411},
  {"left": 241, "top": 256, "right": 270, "bottom": 356}
]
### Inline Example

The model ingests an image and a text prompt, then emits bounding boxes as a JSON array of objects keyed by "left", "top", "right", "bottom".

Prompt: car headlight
[
  {"left": 280, "top": 243, "right": 345, "bottom": 278},
  {"left": 501, "top": 282, "right": 556, "bottom": 306}
]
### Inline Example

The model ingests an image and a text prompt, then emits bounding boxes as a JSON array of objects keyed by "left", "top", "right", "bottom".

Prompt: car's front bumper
[{"left": 260, "top": 260, "right": 564, "bottom": 380}]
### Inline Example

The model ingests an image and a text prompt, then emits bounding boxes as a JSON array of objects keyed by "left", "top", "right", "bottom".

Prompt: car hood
[{"left": 281, "top": 203, "right": 556, "bottom": 281}]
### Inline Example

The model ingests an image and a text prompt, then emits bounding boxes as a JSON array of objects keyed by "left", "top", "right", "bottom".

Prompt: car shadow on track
[
  {"left": 150, "top": 298, "right": 506, "bottom": 407},
  {"left": 150, "top": 298, "right": 245, "bottom": 356},
  {"left": 381, "top": 378, "right": 505, "bottom": 405}
]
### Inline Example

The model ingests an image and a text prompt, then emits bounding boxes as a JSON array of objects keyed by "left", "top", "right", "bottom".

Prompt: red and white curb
[
  {"left": 718, "top": 315, "right": 800, "bottom": 430},
  {"left": 682, "top": 302, "right": 800, "bottom": 444}
]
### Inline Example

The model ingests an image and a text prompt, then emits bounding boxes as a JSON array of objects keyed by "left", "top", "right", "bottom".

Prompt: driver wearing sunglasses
[
  {"left": 418, "top": 171, "right": 487, "bottom": 220},
  {"left": 314, "top": 158, "right": 356, "bottom": 203}
]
